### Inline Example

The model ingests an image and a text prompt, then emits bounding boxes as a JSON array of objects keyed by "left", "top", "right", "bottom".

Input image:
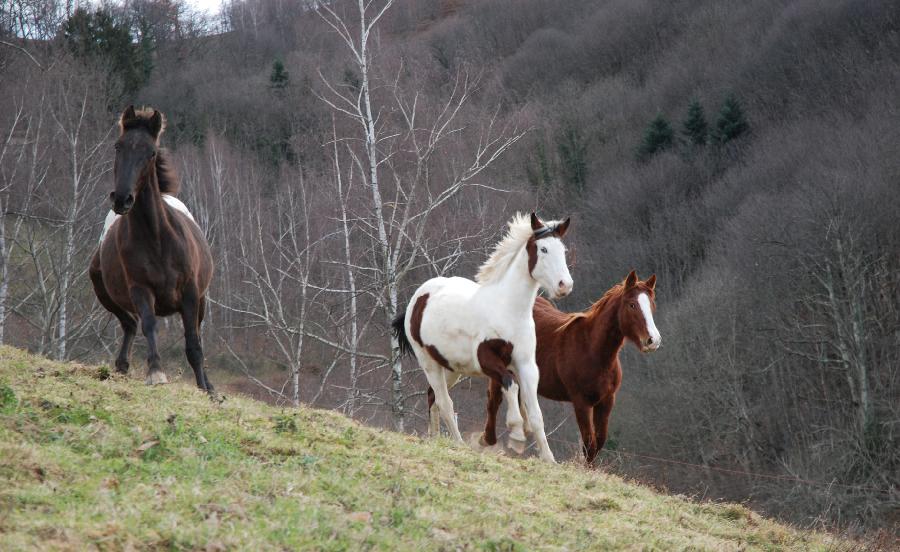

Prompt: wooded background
[{"left": 1, "top": 0, "right": 897, "bottom": 535}]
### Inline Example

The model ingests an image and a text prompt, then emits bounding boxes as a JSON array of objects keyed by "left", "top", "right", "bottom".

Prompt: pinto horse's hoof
[
  {"left": 145, "top": 372, "right": 169, "bottom": 385},
  {"left": 507, "top": 436, "right": 527, "bottom": 455}
]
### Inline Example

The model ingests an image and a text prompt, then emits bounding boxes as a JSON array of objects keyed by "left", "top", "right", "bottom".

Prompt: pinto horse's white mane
[{"left": 476, "top": 212, "right": 563, "bottom": 284}]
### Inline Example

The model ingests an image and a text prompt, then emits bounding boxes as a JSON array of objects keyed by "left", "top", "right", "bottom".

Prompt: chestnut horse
[
  {"left": 89, "top": 106, "right": 214, "bottom": 394},
  {"left": 481, "top": 271, "right": 660, "bottom": 463}
]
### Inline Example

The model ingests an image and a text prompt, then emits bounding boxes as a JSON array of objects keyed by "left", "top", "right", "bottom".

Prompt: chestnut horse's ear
[
  {"left": 149, "top": 109, "right": 165, "bottom": 139},
  {"left": 645, "top": 274, "right": 656, "bottom": 290},
  {"left": 530, "top": 212, "right": 543, "bottom": 231},
  {"left": 624, "top": 270, "right": 638, "bottom": 289},
  {"left": 554, "top": 217, "right": 571, "bottom": 238},
  {"left": 121, "top": 105, "right": 136, "bottom": 127}
]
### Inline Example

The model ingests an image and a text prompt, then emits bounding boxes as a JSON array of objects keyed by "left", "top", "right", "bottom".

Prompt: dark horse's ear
[
  {"left": 121, "top": 105, "right": 136, "bottom": 127},
  {"left": 149, "top": 110, "right": 165, "bottom": 139},
  {"left": 625, "top": 270, "right": 638, "bottom": 289},
  {"left": 530, "top": 212, "right": 543, "bottom": 231},
  {"left": 554, "top": 217, "right": 571, "bottom": 238},
  {"left": 645, "top": 274, "right": 657, "bottom": 290}
]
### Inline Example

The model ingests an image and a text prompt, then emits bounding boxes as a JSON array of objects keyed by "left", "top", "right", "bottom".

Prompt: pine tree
[
  {"left": 269, "top": 59, "right": 289, "bottom": 89},
  {"left": 637, "top": 114, "right": 674, "bottom": 161},
  {"left": 681, "top": 99, "right": 708, "bottom": 146},
  {"left": 713, "top": 94, "right": 748, "bottom": 144}
]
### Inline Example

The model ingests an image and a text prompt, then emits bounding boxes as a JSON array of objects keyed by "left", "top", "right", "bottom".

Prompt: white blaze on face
[{"left": 637, "top": 292, "right": 661, "bottom": 350}]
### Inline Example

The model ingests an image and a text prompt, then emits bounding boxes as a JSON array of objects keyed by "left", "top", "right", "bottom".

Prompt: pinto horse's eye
[{"left": 540, "top": 246, "right": 548, "bottom": 254}]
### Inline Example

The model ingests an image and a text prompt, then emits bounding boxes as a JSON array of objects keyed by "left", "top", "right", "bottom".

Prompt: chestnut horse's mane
[
  {"left": 119, "top": 108, "right": 180, "bottom": 196},
  {"left": 554, "top": 283, "right": 627, "bottom": 332}
]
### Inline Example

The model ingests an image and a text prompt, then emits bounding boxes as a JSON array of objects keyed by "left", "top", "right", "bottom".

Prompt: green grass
[{"left": 0, "top": 346, "right": 849, "bottom": 551}]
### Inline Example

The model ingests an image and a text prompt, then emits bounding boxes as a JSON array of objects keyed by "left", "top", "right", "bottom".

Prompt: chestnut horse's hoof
[{"left": 145, "top": 372, "right": 169, "bottom": 385}]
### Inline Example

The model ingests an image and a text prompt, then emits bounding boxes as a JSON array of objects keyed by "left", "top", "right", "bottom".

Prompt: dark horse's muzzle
[{"left": 110, "top": 191, "right": 134, "bottom": 215}]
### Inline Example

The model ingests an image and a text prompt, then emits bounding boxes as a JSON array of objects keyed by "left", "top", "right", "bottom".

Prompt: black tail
[{"left": 392, "top": 310, "right": 413, "bottom": 357}]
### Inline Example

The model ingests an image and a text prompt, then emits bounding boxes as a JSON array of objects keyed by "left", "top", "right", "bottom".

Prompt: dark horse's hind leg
[
  {"left": 181, "top": 287, "right": 213, "bottom": 393},
  {"left": 89, "top": 257, "right": 137, "bottom": 373},
  {"left": 129, "top": 286, "right": 167, "bottom": 385}
]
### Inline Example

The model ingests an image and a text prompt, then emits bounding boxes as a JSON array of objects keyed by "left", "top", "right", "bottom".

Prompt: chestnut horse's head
[
  {"left": 111, "top": 106, "right": 165, "bottom": 215},
  {"left": 617, "top": 270, "right": 660, "bottom": 352}
]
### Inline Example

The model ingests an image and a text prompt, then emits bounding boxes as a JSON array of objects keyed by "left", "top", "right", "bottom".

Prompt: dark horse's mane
[{"left": 120, "top": 108, "right": 180, "bottom": 195}]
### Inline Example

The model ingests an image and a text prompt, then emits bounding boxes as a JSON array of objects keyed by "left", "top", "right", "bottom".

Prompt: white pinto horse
[{"left": 393, "top": 213, "right": 573, "bottom": 463}]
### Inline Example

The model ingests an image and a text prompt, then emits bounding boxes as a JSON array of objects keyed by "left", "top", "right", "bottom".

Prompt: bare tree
[{"left": 316, "top": 0, "right": 525, "bottom": 429}]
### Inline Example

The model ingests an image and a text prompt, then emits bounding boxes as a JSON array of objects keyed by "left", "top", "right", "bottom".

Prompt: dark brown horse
[
  {"left": 481, "top": 270, "right": 660, "bottom": 463},
  {"left": 89, "top": 106, "right": 214, "bottom": 393}
]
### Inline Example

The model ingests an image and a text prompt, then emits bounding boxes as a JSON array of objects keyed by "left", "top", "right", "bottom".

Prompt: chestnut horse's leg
[
  {"left": 480, "top": 378, "right": 504, "bottom": 446},
  {"left": 426, "top": 386, "right": 439, "bottom": 436},
  {"left": 181, "top": 286, "right": 213, "bottom": 393},
  {"left": 591, "top": 397, "right": 615, "bottom": 462},
  {"left": 572, "top": 401, "right": 598, "bottom": 464},
  {"left": 129, "top": 287, "right": 167, "bottom": 385}
]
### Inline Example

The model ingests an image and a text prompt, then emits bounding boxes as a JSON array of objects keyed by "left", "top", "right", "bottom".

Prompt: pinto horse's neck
[
  {"left": 128, "top": 160, "right": 171, "bottom": 247},
  {"left": 489, "top": 247, "right": 541, "bottom": 318}
]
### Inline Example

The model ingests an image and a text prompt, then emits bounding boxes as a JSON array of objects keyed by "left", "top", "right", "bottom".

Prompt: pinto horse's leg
[
  {"left": 181, "top": 287, "right": 214, "bottom": 393},
  {"left": 130, "top": 287, "right": 167, "bottom": 385},
  {"left": 427, "top": 386, "right": 440, "bottom": 437},
  {"left": 502, "top": 382, "right": 527, "bottom": 453},
  {"left": 572, "top": 401, "right": 598, "bottom": 464},
  {"left": 423, "top": 365, "right": 463, "bottom": 443},
  {"left": 480, "top": 378, "right": 503, "bottom": 446},
  {"left": 517, "top": 360, "right": 555, "bottom": 463}
]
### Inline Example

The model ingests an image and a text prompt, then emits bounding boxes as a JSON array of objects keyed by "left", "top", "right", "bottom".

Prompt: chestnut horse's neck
[
  {"left": 572, "top": 288, "right": 626, "bottom": 369},
  {"left": 129, "top": 161, "right": 171, "bottom": 245}
]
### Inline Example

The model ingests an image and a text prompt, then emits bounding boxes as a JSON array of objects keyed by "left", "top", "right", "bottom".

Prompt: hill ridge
[{"left": 0, "top": 346, "right": 846, "bottom": 550}]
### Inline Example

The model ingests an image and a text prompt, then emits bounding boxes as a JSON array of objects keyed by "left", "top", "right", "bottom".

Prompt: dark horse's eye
[{"left": 540, "top": 247, "right": 548, "bottom": 253}]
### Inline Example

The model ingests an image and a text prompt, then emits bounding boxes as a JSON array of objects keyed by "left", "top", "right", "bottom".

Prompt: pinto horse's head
[
  {"left": 110, "top": 106, "right": 165, "bottom": 215},
  {"left": 618, "top": 270, "right": 661, "bottom": 352},
  {"left": 528, "top": 213, "right": 573, "bottom": 300}
]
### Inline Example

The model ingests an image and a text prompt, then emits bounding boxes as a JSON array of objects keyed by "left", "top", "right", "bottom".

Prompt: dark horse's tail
[{"left": 392, "top": 309, "right": 413, "bottom": 357}]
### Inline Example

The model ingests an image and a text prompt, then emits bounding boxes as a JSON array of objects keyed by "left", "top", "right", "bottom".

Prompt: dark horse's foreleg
[
  {"left": 129, "top": 286, "right": 167, "bottom": 385},
  {"left": 480, "top": 378, "right": 504, "bottom": 446},
  {"left": 181, "top": 287, "right": 213, "bottom": 393},
  {"left": 572, "top": 401, "right": 598, "bottom": 464},
  {"left": 90, "top": 257, "right": 137, "bottom": 374}
]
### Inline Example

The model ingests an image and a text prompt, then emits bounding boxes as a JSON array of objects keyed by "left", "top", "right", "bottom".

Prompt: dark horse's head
[
  {"left": 111, "top": 106, "right": 165, "bottom": 215},
  {"left": 617, "top": 270, "right": 661, "bottom": 353}
]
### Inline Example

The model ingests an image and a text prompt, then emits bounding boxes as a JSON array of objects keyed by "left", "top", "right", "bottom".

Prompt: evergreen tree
[
  {"left": 681, "top": 99, "right": 708, "bottom": 146},
  {"left": 62, "top": 8, "right": 145, "bottom": 95},
  {"left": 637, "top": 114, "right": 674, "bottom": 161},
  {"left": 556, "top": 122, "right": 588, "bottom": 193},
  {"left": 269, "top": 59, "right": 289, "bottom": 89},
  {"left": 713, "top": 94, "right": 749, "bottom": 144}
]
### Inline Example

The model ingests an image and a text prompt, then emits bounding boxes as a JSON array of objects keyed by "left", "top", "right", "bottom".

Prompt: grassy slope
[{"left": 0, "top": 346, "right": 847, "bottom": 551}]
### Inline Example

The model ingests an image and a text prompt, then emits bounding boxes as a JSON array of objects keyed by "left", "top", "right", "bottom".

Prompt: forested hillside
[{"left": 1, "top": 0, "right": 897, "bottom": 535}]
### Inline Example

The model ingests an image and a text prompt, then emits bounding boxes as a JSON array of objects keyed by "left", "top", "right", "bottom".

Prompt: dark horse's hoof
[
  {"left": 207, "top": 389, "right": 225, "bottom": 404},
  {"left": 146, "top": 371, "right": 169, "bottom": 385}
]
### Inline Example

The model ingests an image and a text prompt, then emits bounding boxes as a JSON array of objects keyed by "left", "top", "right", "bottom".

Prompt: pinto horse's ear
[
  {"left": 554, "top": 217, "right": 571, "bottom": 238},
  {"left": 625, "top": 270, "right": 638, "bottom": 289},
  {"left": 149, "top": 110, "right": 165, "bottom": 139},
  {"left": 530, "top": 212, "right": 543, "bottom": 231},
  {"left": 645, "top": 274, "right": 657, "bottom": 290}
]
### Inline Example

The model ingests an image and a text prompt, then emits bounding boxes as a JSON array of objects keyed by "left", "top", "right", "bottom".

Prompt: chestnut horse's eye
[{"left": 629, "top": 303, "right": 636, "bottom": 309}]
